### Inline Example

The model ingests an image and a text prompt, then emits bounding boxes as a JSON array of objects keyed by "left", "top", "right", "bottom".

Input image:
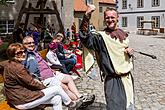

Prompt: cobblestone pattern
[{"left": 129, "top": 34, "right": 165, "bottom": 110}]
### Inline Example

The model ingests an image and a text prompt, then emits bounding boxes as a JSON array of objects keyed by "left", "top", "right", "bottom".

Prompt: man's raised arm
[{"left": 79, "top": 4, "right": 96, "bottom": 34}]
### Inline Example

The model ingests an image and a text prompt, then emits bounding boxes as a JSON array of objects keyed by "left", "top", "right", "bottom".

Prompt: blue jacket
[{"left": 22, "top": 51, "right": 41, "bottom": 80}]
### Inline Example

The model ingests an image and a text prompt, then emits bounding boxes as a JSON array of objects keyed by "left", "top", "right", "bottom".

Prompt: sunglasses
[
  {"left": 15, "top": 50, "right": 25, "bottom": 56},
  {"left": 24, "top": 42, "right": 35, "bottom": 45}
]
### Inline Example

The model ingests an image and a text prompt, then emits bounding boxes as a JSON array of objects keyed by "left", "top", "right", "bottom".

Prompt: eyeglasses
[
  {"left": 24, "top": 42, "right": 35, "bottom": 45},
  {"left": 15, "top": 50, "right": 25, "bottom": 56}
]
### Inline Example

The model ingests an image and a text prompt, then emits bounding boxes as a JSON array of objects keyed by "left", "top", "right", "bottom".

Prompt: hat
[
  {"left": 48, "top": 42, "right": 58, "bottom": 50},
  {"left": 56, "top": 33, "right": 64, "bottom": 38},
  {"left": 70, "top": 41, "right": 78, "bottom": 46}
]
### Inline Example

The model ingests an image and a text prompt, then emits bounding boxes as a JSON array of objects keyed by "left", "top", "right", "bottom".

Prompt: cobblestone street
[{"left": 129, "top": 33, "right": 165, "bottom": 110}]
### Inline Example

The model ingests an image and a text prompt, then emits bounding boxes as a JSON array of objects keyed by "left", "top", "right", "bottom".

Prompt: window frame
[
  {"left": 78, "top": 18, "right": 82, "bottom": 28},
  {"left": 0, "top": 20, "right": 14, "bottom": 35},
  {"left": 99, "top": 6, "right": 103, "bottom": 13},
  {"left": 137, "top": 0, "right": 144, "bottom": 8},
  {"left": 86, "top": 0, "right": 93, "bottom": 4},
  {"left": 151, "top": 16, "right": 160, "bottom": 28},
  {"left": 152, "top": 0, "right": 160, "bottom": 7},
  {"left": 122, "top": 0, "right": 127, "bottom": 9},
  {"left": 6, "top": 0, "right": 15, "bottom": 4},
  {"left": 122, "top": 17, "right": 127, "bottom": 27},
  {"left": 137, "top": 16, "right": 144, "bottom": 28}
]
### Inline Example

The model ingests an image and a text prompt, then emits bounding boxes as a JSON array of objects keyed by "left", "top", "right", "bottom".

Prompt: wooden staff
[{"left": 134, "top": 50, "right": 157, "bottom": 59}]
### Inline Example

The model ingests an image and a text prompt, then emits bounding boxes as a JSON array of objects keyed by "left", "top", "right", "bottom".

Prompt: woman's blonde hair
[{"left": 6, "top": 43, "right": 24, "bottom": 60}]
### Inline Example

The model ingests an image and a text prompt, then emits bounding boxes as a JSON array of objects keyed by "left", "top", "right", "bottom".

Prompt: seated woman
[
  {"left": 52, "top": 33, "right": 77, "bottom": 73},
  {"left": 46, "top": 42, "right": 69, "bottom": 75},
  {"left": 1, "top": 43, "right": 82, "bottom": 110}
]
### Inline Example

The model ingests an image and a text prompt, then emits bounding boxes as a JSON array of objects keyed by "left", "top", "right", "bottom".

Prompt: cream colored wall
[
  {"left": 74, "top": 0, "right": 100, "bottom": 31},
  {"left": 74, "top": 17, "right": 79, "bottom": 33},
  {"left": 90, "top": 0, "right": 99, "bottom": 30}
]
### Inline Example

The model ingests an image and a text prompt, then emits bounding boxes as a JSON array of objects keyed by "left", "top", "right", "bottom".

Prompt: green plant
[{"left": 0, "top": 0, "right": 7, "bottom": 5}]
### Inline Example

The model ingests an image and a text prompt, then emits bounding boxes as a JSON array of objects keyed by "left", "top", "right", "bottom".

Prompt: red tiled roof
[
  {"left": 74, "top": 0, "right": 87, "bottom": 12},
  {"left": 99, "top": 0, "right": 116, "bottom": 4}
]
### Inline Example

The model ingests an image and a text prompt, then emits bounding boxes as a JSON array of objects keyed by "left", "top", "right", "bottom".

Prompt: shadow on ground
[
  {"left": 78, "top": 102, "right": 106, "bottom": 110},
  {"left": 153, "top": 36, "right": 165, "bottom": 39}
]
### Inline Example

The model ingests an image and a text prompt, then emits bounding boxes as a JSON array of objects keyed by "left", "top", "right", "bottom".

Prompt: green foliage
[{"left": 0, "top": 0, "right": 7, "bottom": 5}]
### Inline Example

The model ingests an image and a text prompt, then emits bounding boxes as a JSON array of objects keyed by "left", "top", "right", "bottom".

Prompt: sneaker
[
  {"left": 68, "top": 99, "right": 83, "bottom": 110},
  {"left": 78, "top": 94, "right": 95, "bottom": 109}
]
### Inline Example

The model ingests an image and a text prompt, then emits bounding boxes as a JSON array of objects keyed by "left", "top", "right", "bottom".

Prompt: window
[
  {"left": 137, "top": 0, "right": 143, "bottom": 8},
  {"left": 122, "top": 17, "right": 127, "bottom": 27},
  {"left": 61, "top": 0, "right": 63, "bottom": 7},
  {"left": 78, "top": 18, "right": 82, "bottom": 28},
  {"left": 99, "top": 7, "right": 103, "bottom": 13},
  {"left": 151, "top": 16, "right": 160, "bottom": 28},
  {"left": 152, "top": 0, "right": 160, "bottom": 7},
  {"left": 6, "top": 0, "right": 15, "bottom": 4},
  {"left": 137, "top": 16, "right": 144, "bottom": 28},
  {"left": 122, "top": 0, "right": 127, "bottom": 9},
  {"left": 0, "top": 20, "right": 14, "bottom": 35},
  {"left": 86, "top": 0, "right": 93, "bottom": 4}
]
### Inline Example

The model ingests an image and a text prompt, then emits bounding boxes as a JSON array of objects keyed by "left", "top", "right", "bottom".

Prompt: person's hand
[
  {"left": 34, "top": 79, "right": 42, "bottom": 85},
  {"left": 85, "top": 4, "right": 96, "bottom": 15},
  {"left": 65, "top": 53, "right": 71, "bottom": 58},
  {"left": 124, "top": 47, "right": 134, "bottom": 56},
  {"left": 67, "top": 50, "right": 73, "bottom": 54}
]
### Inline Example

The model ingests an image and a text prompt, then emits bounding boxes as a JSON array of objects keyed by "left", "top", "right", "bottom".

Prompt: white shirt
[{"left": 46, "top": 50, "right": 62, "bottom": 66}]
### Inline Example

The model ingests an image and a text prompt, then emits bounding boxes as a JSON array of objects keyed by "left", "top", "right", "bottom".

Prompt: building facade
[
  {"left": 0, "top": 0, "right": 116, "bottom": 37},
  {"left": 117, "top": 0, "right": 165, "bottom": 33},
  {"left": 74, "top": 0, "right": 99, "bottom": 33},
  {"left": 0, "top": 0, "right": 74, "bottom": 37},
  {"left": 74, "top": 0, "right": 115, "bottom": 32}
]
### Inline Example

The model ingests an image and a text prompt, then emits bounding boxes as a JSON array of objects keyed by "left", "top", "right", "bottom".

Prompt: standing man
[
  {"left": 79, "top": 5, "right": 134, "bottom": 110},
  {"left": 32, "top": 27, "right": 40, "bottom": 50},
  {"left": 14, "top": 23, "right": 25, "bottom": 43}
]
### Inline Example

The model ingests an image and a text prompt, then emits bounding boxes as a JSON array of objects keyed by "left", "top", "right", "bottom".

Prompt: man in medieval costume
[{"left": 79, "top": 5, "right": 134, "bottom": 110}]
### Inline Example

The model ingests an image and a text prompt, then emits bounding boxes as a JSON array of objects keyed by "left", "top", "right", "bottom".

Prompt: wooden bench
[
  {"left": 38, "top": 48, "right": 48, "bottom": 59},
  {"left": 137, "top": 29, "right": 158, "bottom": 35},
  {"left": 0, "top": 101, "right": 16, "bottom": 110}
]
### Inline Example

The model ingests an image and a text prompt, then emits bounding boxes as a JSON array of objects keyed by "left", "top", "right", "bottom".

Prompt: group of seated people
[
  {"left": 0, "top": 34, "right": 94, "bottom": 110},
  {"left": 46, "top": 33, "right": 83, "bottom": 77}
]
